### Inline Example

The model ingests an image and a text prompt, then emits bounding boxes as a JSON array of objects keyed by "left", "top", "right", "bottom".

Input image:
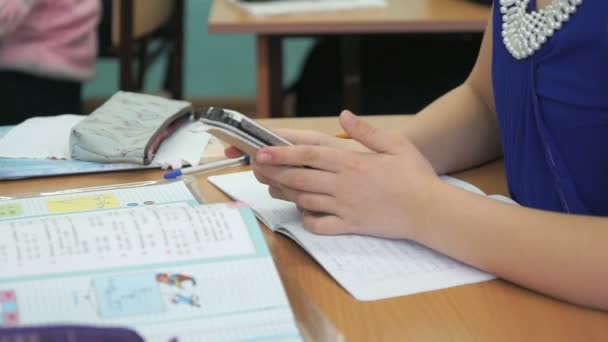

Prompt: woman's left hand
[{"left": 252, "top": 111, "right": 443, "bottom": 240}]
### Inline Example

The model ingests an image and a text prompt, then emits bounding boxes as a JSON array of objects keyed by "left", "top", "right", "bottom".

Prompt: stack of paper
[
  {"left": 230, "top": 0, "right": 387, "bottom": 16},
  {"left": 0, "top": 115, "right": 225, "bottom": 179},
  {"left": 0, "top": 115, "right": 211, "bottom": 168}
]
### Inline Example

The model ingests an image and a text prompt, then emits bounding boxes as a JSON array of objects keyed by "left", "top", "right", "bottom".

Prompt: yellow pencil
[{"left": 334, "top": 132, "right": 351, "bottom": 139}]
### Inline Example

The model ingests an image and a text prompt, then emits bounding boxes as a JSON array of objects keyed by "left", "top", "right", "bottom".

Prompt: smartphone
[{"left": 199, "top": 107, "right": 292, "bottom": 156}]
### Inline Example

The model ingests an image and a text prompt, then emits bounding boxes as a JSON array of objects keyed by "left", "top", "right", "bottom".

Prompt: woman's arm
[
  {"left": 228, "top": 14, "right": 501, "bottom": 173},
  {"left": 228, "top": 13, "right": 501, "bottom": 174},
  {"left": 253, "top": 112, "right": 608, "bottom": 311},
  {"left": 247, "top": 4, "right": 608, "bottom": 311},
  {"left": 404, "top": 15, "right": 502, "bottom": 175},
  {"left": 416, "top": 181, "right": 608, "bottom": 311},
  {"left": 402, "top": 9, "right": 608, "bottom": 310}
]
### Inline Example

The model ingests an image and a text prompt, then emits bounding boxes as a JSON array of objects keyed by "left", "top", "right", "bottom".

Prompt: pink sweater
[{"left": 0, "top": 0, "right": 100, "bottom": 81}]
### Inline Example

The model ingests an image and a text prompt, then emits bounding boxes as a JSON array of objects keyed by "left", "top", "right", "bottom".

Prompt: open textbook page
[
  {"left": 0, "top": 180, "right": 201, "bottom": 219},
  {"left": 208, "top": 171, "right": 517, "bottom": 301},
  {"left": 0, "top": 184, "right": 301, "bottom": 341}
]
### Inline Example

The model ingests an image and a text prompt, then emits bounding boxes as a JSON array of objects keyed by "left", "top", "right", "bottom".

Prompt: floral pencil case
[{"left": 70, "top": 92, "right": 193, "bottom": 165}]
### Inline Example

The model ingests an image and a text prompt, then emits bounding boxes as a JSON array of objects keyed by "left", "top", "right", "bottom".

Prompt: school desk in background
[{"left": 209, "top": 0, "right": 491, "bottom": 117}]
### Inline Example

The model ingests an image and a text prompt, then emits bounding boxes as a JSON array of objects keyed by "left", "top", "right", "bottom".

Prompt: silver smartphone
[{"left": 199, "top": 107, "right": 292, "bottom": 156}]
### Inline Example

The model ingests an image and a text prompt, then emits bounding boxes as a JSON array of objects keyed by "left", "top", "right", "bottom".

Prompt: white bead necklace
[{"left": 500, "top": 0, "right": 583, "bottom": 60}]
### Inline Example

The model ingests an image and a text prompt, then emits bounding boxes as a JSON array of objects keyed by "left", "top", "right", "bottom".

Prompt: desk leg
[
  {"left": 256, "top": 35, "right": 283, "bottom": 118},
  {"left": 341, "top": 36, "right": 363, "bottom": 114}
]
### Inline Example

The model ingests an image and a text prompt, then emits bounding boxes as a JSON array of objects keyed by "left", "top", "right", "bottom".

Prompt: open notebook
[
  {"left": 209, "top": 171, "right": 517, "bottom": 301},
  {"left": 0, "top": 180, "right": 301, "bottom": 341}
]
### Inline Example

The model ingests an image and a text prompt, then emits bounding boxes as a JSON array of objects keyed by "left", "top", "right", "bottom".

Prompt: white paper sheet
[
  {"left": 0, "top": 114, "right": 84, "bottom": 159},
  {"left": 0, "top": 115, "right": 212, "bottom": 168},
  {"left": 489, "top": 194, "right": 519, "bottom": 204},
  {"left": 152, "top": 120, "right": 211, "bottom": 168},
  {"left": 209, "top": 171, "right": 496, "bottom": 301},
  {"left": 231, "top": 0, "right": 386, "bottom": 16}
]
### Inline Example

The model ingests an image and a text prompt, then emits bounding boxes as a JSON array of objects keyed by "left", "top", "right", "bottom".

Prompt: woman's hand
[
  {"left": 252, "top": 110, "right": 442, "bottom": 240},
  {"left": 224, "top": 127, "right": 368, "bottom": 158}
]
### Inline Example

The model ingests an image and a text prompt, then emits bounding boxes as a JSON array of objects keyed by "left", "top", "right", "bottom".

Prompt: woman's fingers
[
  {"left": 274, "top": 186, "right": 340, "bottom": 214},
  {"left": 224, "top": 146, "right": 244, "bottom": 158},
  {"left": 339, "top": 110, "right": 410, "bottom": 155},
  {"left": 268, "top": 186, "right": 287, "bottom": 201},
  {"left": 273, "top": 129, "right": 327, "bottom": 146},
  {"left": 254, "top": 164, "right": 337, "bottom": 195},
  {"left": 252, "top": 168, "right": 275, "bottom": 187},
  {"left": 300, "top": 211, "right": 351, "bottom": 235},
  {"left": 256, "top": 145, "right": 354, "bottom": 172}
]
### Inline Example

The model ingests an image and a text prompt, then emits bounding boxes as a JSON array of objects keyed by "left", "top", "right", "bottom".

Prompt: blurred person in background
[{"left": 0, "top": 0, "right": 100, "bottom": 125}]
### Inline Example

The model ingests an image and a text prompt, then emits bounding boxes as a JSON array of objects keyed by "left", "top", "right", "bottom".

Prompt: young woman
[
  {"left": 226, "top": 1, "right": 608, "bottom": 310},
  {"left": 0, "top": 0, "right": 100, "bottom": 124}
]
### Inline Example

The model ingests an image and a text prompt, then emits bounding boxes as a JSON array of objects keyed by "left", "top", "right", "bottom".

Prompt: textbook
[
  {"left": 209, "top": 171, "right": 516, "bottom": 301},
  {"left": 0, "top": 180, "right": 301, "bottom": 341}
]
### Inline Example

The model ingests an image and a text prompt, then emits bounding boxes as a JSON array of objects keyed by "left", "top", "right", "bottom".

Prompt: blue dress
[{"left": 492, "top": 1, "right": 608, "bottom": 215}]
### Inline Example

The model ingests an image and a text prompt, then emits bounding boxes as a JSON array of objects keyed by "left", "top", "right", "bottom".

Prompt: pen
[
  {"left": 335, "top": 132, "right": 351, "bottom": 139},
  {"left": 163, "top": 156, "right": 250, "bottom": 179}
]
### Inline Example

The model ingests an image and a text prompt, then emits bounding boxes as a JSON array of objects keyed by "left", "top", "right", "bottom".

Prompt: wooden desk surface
[
  {"left": 209, "top": 0, "right": 492, "bottom": 34},
  {"left": 2, "top": 116, "right": 607, "bottom": 341}
]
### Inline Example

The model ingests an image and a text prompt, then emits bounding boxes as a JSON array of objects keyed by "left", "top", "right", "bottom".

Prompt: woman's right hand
[{"left": 224, "top": 128, "right": 369, "bottom": 158}]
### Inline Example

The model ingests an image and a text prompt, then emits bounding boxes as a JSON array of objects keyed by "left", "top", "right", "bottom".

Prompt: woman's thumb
[{"left": 339, "top": 110, "right": 403, "bottom": 154}]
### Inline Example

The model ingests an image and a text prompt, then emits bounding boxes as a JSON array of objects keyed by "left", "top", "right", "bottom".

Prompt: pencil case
[
  {"left": 70, "top": 91, "right": 193, "bottom": 165},
  {"left": 0, "top": 325, "right": 144, "bottom": 342}
]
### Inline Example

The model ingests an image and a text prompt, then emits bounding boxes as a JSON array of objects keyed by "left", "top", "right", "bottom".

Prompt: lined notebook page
[{"left": 209, "top": 171, "right": 495, "bottom": 301}]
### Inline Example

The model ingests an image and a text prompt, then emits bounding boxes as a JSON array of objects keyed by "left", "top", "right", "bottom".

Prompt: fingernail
[
  {"left": 340, "top": 110, "right": 357, "bottom": 130},
  {"left": 256, "top": 151, "right": 272, "bottom": 162}
]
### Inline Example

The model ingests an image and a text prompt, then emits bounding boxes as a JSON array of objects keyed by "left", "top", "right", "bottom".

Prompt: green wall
[{"left": 84, "top": 0, "right": 313, "bottom": 99}]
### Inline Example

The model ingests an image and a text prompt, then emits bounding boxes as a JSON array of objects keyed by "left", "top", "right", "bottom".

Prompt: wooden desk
[
  {"left": 3, "top": 116, "right": 608, "bottom": 341},
  {"left": 208, "top": 0, "right": 492, "bottom": 117}
]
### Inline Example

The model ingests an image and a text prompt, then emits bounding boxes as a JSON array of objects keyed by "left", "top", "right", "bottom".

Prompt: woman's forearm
[
  {"left": 404, "top": 83, "right": 502, "bottom": 175},
  {"left": 415, "top": 181, "right": 608, "bottom": 310},
  {"left": 402, "top": 17, "right": 500, "bottom": 175}
]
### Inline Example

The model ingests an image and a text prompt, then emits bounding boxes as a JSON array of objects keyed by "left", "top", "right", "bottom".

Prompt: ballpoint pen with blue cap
[{"left": 164, "top": 156, "right": 250, "bottom": 179}]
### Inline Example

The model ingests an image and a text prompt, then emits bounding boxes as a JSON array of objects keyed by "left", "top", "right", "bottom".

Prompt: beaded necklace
[{"left": 500, "top": 0, "right": 583, "bottom": 59}]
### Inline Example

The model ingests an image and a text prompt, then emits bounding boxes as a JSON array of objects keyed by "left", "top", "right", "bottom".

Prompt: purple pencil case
[{"left": 0, "top": 325, "right": 145, "bottom": 342}]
